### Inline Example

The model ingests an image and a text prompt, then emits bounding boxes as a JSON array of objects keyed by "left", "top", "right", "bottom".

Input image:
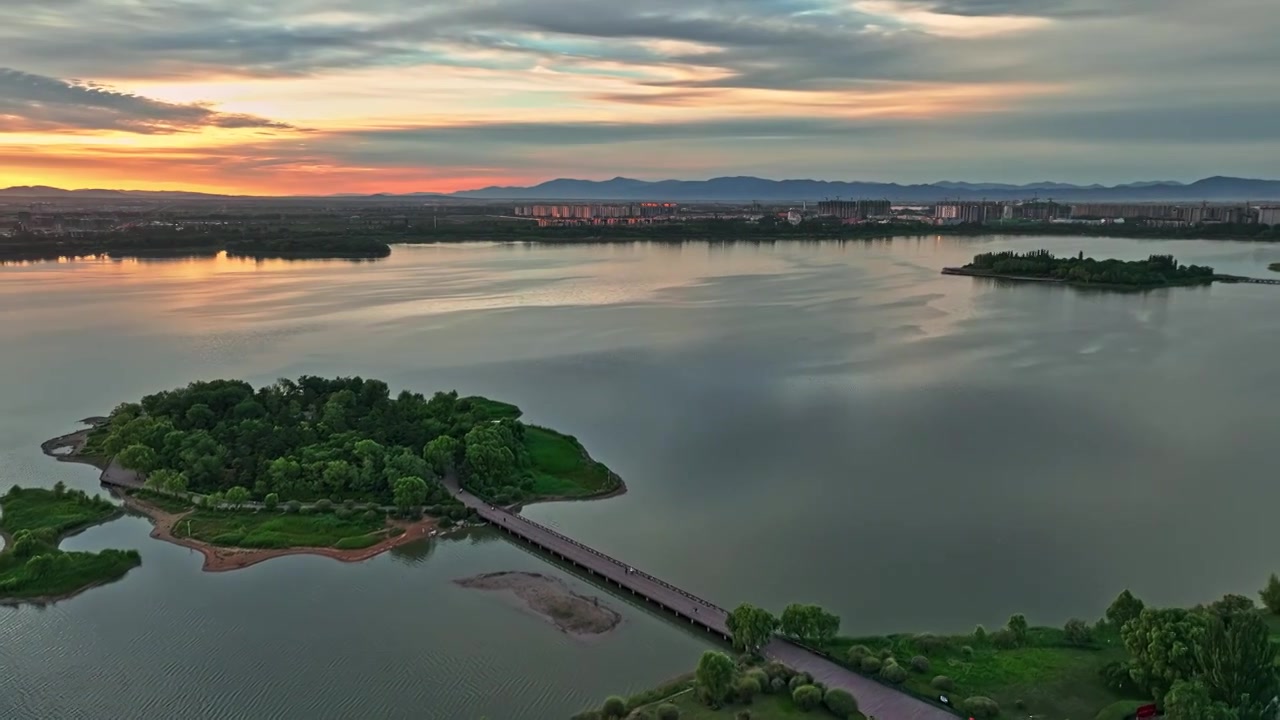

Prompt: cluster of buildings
[
  {"left": 514, "top": 203, "right": 679, "bottom": 226},
  {"left": 815, "top": 199, "right": 892, "bottom": 221},
  {"left": 931, "top": 201, "right": 1280, "bottom": 226}
]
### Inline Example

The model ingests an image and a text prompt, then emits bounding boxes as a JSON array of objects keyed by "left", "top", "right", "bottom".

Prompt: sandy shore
[
  {"left": 455, "top": 570, "right": 622, "bottom": 636},
  {"left": 121, "top": 493, "right": 439, "bottom": 573}
]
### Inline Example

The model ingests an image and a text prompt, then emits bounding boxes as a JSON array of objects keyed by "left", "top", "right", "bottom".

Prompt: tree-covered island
[
  {"left": 75, "top": 376, "right": 621, "bottom": 565},
  {"left": 0, "top": 485, "right": 141, "bottom": 604},
  {"left": 946, "top": 250, "right": 1216, "bottom": 288}
]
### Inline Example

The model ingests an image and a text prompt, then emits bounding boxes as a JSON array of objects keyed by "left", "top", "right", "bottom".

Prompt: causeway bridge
[{"left": 455, "top": 487, "right": 959, "bottom": 719}]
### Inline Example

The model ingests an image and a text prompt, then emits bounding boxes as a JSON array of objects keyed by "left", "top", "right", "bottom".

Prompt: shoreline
[
  {"left": 941, "top": 266, "right": 1216, "bottom": 289},
  {"left": 510, "top": 471, "right": 629, "bottom": 511},
  {"left": 118, "top": 492, "right": 440, "bottom": 573}
]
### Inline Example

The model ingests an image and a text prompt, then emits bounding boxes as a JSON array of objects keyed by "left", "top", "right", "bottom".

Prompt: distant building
[
  {"left": 1257, "top": 207, "right": 1280, "bottom": 226},
  {"left": 1069, "top": 203, "right": 1181, "bottom": 221},
  {"left": 816, "top": 199, "right": 890, "bottom": 220},
  {"left": 513, "top": 202, "right": 678, "bottom": 226},
  {"left": 1003, "top": 200, "right": 1069, "bottom": 221},
  {"left": 933, "top": 201, "right": 1002, "bottom": 224}
]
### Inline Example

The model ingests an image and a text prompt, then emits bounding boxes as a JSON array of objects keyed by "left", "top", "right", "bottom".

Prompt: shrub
[
  {"left": 859, "top": 656, "right": 882, "bottom": 673},
  {"left": 735, "top": 711, "right": 751, "bottom": 720},
  {"left": 769, "top": 677, "right": 785, "bottom": 694},
  {"left": 1064, "top": 618, "right": 1092, "bottom": 646},
  {"left": 787, "top": 673, "right": 812, "bottom": 693},
  {"left": 1015, "top": 699, "right": 1026, "bottom": 710},
  {"left": 744, "top": 669, "right": 768, "bottom": 693},
  {"left": 991, "top": 629, "right": 1018, "bottom": 649},
  {"left": 363, "top": 510, "right": 381, "bottom": 522},
  {"left": 823, "top": 688, "right": 858, "bottom": 718},
  {"left": 877, "top": 647, "right": 894, "bottom": 660},
  {"left": 263, "top": 493, "right": 279, "bottom": 511},
  {"left": 909, "top": 655, "right": 930, "bottom": 673},
  {"left": 735, "top": 677, "right": 760, "bottom": 704},
  {"left": 961, "top": 645, "right": 975, "bottom": 657},
  {"left": 880, "top": 662, "right": 908, "bottom": 684},
  {"left": 314, "top": 498, "right": 333, "bottom": 513},
  {"left": 299, "top": 506, "right": 314, "bottom": 516},
  {"left": 913, "top": 633, "right": 947, "bottom": 653},
  {"left": 792, "top": 684, "right": 822, "bottom": 711},
  {"left": 438, "top": 517, "right": 454, "bottom": 529},
  {"left": 846, "top": 645, "right": 871, "bottom": 663},
  {"left": 931, "top": 675, "right": 955, "bottom": 692},
  {"left": 656, "top": 703, "right": 680, "bottom": 720},
  {"left": 335, "top": 508, "right": 353, "bottom": 519},
  {"left": 284, "top": 500, "right": 301, "bottom": 514},
  {"left": 962, "top": 696, "right": 1000, "bottom": 719},
  {"left": 1099, "top": 660, "right": 1138, "bottom": 694},
  {"left": 972, "top": 624, "right": 987, "bottom": 643},
  {"left": 343, "top": 499, "right": 356, "bottom": 511},
  {"left": 601, "top": 696, "right": 626, "bottom": 719}
]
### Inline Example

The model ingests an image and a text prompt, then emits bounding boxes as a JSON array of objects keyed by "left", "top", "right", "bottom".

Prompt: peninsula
[
  {"left": 0, "top": 484, "right": 141, "bottom": 605},
  {"left": 46, "top": 376, "right": 623, "bottom": 572},
  {"left": 944, "top": 249, "right": 1216, "bottom": 288}
]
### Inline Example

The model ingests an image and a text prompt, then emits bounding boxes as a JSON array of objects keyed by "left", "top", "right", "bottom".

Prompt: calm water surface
[{"left": 2, "top": 236, "right": 1279, "bottom": 719}]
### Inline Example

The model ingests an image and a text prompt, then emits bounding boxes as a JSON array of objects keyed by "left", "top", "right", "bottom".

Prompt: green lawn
[
  {"left": 0, "top": 486, "right": 118, "bottom": 535},
  {"left": 524, "top": 425, "right": 619, "bottom": 498},
  {"left": 823, "top": 626, "right": 1141, "bottom": 719},
  {"left": 0, "top": 486, "right": 139, "bottom": 600},
  {"left": 130, "top": 489, "right": 196, "bottom": 514},
  {"left": 175, "top": 508, "right": 389, "bottom": 549}
]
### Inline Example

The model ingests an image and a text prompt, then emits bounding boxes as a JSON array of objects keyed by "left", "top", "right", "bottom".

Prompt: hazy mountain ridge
[{"left": 452, "top": 175, "right": 1280, "bottom": 202}]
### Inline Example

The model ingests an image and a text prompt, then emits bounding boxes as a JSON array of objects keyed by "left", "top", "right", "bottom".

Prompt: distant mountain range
[
  {"left": 5, "top": 176, "right": 1280, "bottom": 203},
  {"left": 451, "top": 176, "right": 1280, "bottom": 202}
]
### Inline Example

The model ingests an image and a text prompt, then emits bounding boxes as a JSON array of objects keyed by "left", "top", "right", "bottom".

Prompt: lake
[{"left": 2, "top": 236, "right": 1279, "bottom": 719}]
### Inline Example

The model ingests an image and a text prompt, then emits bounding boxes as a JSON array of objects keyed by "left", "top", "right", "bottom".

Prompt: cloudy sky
[{"left": 1, "top": 0, "right": 1276, "bottom": 194}]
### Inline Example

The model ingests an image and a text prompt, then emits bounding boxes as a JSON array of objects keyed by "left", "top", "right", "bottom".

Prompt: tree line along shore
[
  {"left": 946, "top": 249, "right": 1219, "bottom": 288},
  {"left": 577, "top": 585, "right": 1280, "bottom": 720},
  {"left": 5, "top": 218, "right": 1280, "bottom": 262}
]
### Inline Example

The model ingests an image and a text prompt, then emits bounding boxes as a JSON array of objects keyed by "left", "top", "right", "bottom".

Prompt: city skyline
[{"left": 3, "top": 0, "right": 1277, "bottom": 195}]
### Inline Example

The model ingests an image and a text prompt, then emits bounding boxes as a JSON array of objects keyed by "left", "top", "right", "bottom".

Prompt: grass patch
[
  {"left": 130, "top": 489, "right": 196, "bottom": 514},
  {"left": 524, "top": 425, "right": 619, "bottom": 498},
  {"left": 463, "top": 396, "right": 523, "bottom": 421},
  {"left": 0, "top": 486, "right": 139, "bottom": 600},
  {"left": 820, "top": 625, "right": 1141, "bottom": 720},
  {"left": 0, "top": 486, "right": 117, "bottom": 535},
  {"left": 333, "top": 532, "right": 388, "bottom": 550},
  {"left": 1095, "top": 700, "right": 1148, "bottom": 720},
  {"left": 176, "top": 508, "right": 387, "bottom": 549}
]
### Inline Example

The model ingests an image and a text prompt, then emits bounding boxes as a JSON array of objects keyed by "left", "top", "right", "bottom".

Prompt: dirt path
[{"left": 121, "top": 494, "right": 439, "bottom": 573}]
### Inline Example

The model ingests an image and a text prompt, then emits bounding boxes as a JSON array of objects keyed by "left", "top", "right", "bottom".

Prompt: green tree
[
  {"left": 1165, "top": 680, "right": 1240, "bottom": 720},
  {"left": 118, "top": 443, "right": 158, "bottom": 473},
  {"left": 1196, "top": 608, "right": 1279, "bottom": 717},
  {"left": 224, "top": 485, "right": 250, "bottom": 509},
  {"left": 1259, "top": 574, "right": 1280, "bottom": 615},
  {"left": 1122, "top": 607, "right": 1204, "bottom": 703},
  {"left": 735, "top": 676, "right": 760, "bottom": 704},
  {"left": 393, "top": 476, "right": 428, "bottom": 514},
  {"left": 1107, "top": 589, "right": 1146, "bottom": 629},
  {"left": 25, "top": 553, "right": 55, "bottom": 578},
  {"left": 780, "top": 604, "right": 840, "bottom": 645},
  {"left": 263, "top": 492, "right": 279, "bottom": 511},
  {"left": 424, "top": 436, "right": 460, "bottom": 475},
  {"left": 695, "top": 650, "right": 736, "bottom": 706},
  {"left": 791, "top": 684, "right": 822, "bottom": 711},
  {"left": 1007, "top": 614, "right": 1028, "bottom": 646},
  {"left": 727, "top": 603, "right": 778, "bottom": 653},
  {"left": 1064, "top": 618, "right": 1092, "bottom": 646},
  {"left": 823, "top": 688, "right": 858, "bottom": 719},
  {"left": 601, "top": 696, "right": 626, "bottom": 719}
]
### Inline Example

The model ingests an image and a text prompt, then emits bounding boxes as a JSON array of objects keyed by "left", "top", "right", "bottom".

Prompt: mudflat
[{"left": 455, "top": 571, "right": 622, "bottom": 636}]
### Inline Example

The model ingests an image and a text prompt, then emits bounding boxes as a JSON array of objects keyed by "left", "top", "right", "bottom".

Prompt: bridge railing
[{"left": 491, "top": 509, "right": 727, "bottom": 615}]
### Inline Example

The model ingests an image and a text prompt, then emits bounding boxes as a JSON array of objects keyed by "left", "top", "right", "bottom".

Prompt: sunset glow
[{"left": 2, "top": 0, "right": 1277, "bottom": 193}]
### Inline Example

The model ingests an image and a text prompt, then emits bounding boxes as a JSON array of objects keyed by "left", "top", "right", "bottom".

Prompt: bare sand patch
[{"left": 455, "top": 571, "right": 621, "bottom": 636}]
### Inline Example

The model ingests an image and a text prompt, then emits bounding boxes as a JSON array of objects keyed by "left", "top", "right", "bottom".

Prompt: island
[
  {"left": 46, "top": 376, "right": 623, "bottom": 572},
  {"left": 577, "top": 578, "right": 1280, "bottom": 720},
  {"left": 1270, "top": 262, "right": 1280, "bottom": 272},
  {"left": 0, "top": 484, "right": 141, "bottom": 605},
  {"left": 943, "top": 249, "right": 1216, "bottom": 288},
  {"left": 0, "top": 229, "right": 391, "bottom": 262}
]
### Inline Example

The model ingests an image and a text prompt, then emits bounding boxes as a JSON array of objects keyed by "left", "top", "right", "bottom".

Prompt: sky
[{"left": 1, "top": 0, "right": 1277, "bottom": 195}]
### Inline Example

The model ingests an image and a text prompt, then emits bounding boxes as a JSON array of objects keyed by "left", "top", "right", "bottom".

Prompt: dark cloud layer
[{"left": 0, "top": 68, "right": 294, "bottom": 134}]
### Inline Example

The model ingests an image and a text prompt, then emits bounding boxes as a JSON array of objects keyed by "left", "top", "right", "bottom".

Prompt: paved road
[{"left": 453, "top": 486, "right": 958, "bottom": 719}]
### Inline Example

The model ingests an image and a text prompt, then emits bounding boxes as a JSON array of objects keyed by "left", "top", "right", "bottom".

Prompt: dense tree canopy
[
  {"left": 727, "top": 603, "right": 778, "bottom": 653},
  {"left": 779, "top": 603, "right": 840, "bottom": 645},
  {"left": 99, "top": 377, "right": 543, "bottom": 506},
  {"left": 695, "top": 651, "right": 737, "bottom": 706},
  {"left": 965, "top": 250, "right": 1215, "bottom": 286}
]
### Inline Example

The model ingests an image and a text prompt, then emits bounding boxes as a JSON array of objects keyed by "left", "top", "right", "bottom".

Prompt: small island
[
  {"left": 943, "top": 249, "right": 1216, "bottom": 288},
  {"left": 0, "top": 485, "right": 141, "bottom": 605},
  {"left": 455, "top": 571, "right": 622, "bottom": 636},
  {"left": 1270, "top": 262, "right": 1280, "bottom": 272},
  {"left": 49, "top": 376, "right": 623, "bottom": 571}
]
